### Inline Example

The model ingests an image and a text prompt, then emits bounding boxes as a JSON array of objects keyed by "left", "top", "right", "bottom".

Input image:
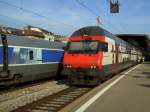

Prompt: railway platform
[{"left": 62, "top": 62, "right": 150, "bottom": 112}]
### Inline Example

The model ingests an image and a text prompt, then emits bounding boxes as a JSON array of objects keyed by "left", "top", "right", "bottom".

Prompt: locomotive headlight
[
  {"left": 90, "top": 65, "right": 97, "bottom": 69},
  {"left": 69, "top": 65, "right": 72, "bottom": 68},
  {"left": 93, "top": 66, "right": 97, "bottom": 69},
  {"left": 66, "top": 65, "right": 72, "bottom": 68}
]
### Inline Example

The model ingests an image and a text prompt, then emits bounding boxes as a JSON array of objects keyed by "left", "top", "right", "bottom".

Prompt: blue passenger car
[{"left": 0, "top": 34, "right": 65, "bottom": 87}]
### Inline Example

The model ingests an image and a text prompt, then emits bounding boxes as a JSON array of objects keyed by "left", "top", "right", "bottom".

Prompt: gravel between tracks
[{"left": 0, "top": 80, "right": 69, "bottom": 112}]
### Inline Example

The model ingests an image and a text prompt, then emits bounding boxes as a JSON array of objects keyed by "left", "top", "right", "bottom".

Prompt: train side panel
[
  {"left": 0, "top": 44, "right": 64, "bottom": 87},
  {"left": 102, "top": 36, "right": 138, "bottom": 77},
  {"left": 102, "top": 37, "right": 116, "bottom": 76}
]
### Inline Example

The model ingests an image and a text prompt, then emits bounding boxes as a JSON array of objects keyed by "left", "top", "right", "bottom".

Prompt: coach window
[
  {"left": 102, "top": 42, "right": 108, "bottom": 52},
  {"left": 29, "top": 50, "right": 34, "bottom": 60}
]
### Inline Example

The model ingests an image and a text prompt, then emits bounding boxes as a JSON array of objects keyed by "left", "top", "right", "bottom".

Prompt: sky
[{"left": 0, "top": 0, "right": 150, "bottom": 36}]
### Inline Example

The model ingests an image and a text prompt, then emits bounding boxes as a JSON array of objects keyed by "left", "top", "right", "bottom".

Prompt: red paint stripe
[{"left": 69, "top": 36, "right": 105, "bottom": 42}]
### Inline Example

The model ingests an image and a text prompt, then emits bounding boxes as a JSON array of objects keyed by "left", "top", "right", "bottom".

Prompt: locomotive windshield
[{"left": 67, "top": 41, "right": 99, "bottom": 54}]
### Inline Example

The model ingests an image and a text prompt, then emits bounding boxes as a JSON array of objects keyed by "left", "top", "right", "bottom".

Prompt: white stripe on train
[{"left": 0, "top": 45, "right": 64, "bottom": 51}]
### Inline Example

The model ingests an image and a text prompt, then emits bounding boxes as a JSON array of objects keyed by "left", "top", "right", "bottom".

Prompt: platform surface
[{"left": 75, "top": 63, "right": 150, "bottom": 112}]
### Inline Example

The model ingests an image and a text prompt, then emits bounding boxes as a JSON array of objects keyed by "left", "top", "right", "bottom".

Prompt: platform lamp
[{"left": 110, "top": 0, "right": 120, "bottom": 13}]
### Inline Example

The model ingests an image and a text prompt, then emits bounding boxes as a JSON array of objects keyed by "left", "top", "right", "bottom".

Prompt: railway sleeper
[{"left": 41, "top": 103, "right": 61, "bottom": 107}]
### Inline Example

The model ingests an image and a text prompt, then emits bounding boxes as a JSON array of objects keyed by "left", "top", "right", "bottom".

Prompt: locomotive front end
[
  {"left": 63, "top": 26, "right": 107, "bottom": 85},
  {"left": 63, "top": 40, "right": 103, "bottom": 85}
]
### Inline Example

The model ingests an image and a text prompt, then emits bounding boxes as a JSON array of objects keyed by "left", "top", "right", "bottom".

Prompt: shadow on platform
[
  {"left": 132, "top": 72, "right": 150, "bottom": 79},
  {"left": 137, "top": 84, "right": 150, "bottom": 88},
  {"left": 143, "top": 62, "right": 150, "bottom": 64}
]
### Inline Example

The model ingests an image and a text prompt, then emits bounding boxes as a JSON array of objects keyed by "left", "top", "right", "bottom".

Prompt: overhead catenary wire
[
  {"left": 58, "top": 0, "right": 96, "bottom": 28},
  {"left": 0, "top": 13, "right": 42, "bottom": 28},
  {"left": 75, "top": 0, "right": 122, "bottom": 31},
  {"left": 0, "top": 13, "right": 69, "bottom": 36},
  {"left": 74, "top": 0, "right": 125, "bottom": 33},
  {"left": 75, "top": 0, "right": 98, "bottom": 16},
  {"left": 0, "top": 14, "right": 65, "bottom": 43},
  {"left": 0, "top": 0, "right": 126, "bottom": 34},
  {"left": 0, "top": 0, "right": 77, "bottom": 29}
]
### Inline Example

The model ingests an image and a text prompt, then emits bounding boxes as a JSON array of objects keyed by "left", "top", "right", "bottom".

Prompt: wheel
[{"left": 13, "top": 75, "right": 21, "bottom": 86}]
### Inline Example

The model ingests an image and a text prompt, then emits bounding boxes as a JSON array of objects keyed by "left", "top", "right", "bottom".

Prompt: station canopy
[{"left": 116, "top": 34, "right": 150, "bottom": 55}]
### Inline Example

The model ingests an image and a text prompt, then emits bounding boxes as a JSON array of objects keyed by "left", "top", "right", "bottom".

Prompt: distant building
[
  {"left": 23, "top": 25, "right": 55, "bottom": 41},
  {"left": 0, "top": 25, "right": 67, "bottom": 43},
  {"left": 0, "top": 26, "right": 22, "bottom": 35},
  {"left": 54, "top": 34, "right": 68, "bottom": 43}
]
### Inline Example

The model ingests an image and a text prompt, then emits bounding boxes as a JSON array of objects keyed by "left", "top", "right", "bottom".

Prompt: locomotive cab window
[
  {"left": 102, "top": 42, "right": 108, "bottom": 52},
  {"left": 29, "top": 50, "right": 34, "bottom": 60},
  {"left": 67, "top": 41, "right": 99, "bottom": 54}
]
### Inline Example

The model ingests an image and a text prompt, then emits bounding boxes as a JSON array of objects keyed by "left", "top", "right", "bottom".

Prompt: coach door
[
  {"left": 115, "top": 44, "right": 119, "bottom": 73},
  {"left": 115, "top": 45, "right": 119, "bottom": 64}
]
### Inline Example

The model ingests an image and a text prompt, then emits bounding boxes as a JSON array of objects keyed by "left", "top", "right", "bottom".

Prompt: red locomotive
[{"left": 63, "top": 26, "right": 143, "bottom": 85}]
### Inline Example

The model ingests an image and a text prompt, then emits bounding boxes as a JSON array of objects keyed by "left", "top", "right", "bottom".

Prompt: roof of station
[{"left": 116, "top": 34, "right": 150, "bottom": 52}]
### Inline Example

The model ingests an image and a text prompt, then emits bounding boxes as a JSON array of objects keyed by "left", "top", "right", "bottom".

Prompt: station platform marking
[{"left": 75, "top": 64, "right": 141, "bottom": 112}]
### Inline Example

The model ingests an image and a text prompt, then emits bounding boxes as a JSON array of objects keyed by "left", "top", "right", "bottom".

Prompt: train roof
[
  {"left": 71, "top": 26, "right": 112, "bottom": 37},
  {"left": 0, "top": 34, "right": 65, "bottom": 49},
  {"left": 72, "top": 26, "right": 103, "bottom": 36},
  {"left": 71, "top": 26, "right": 130, "bottom": 45}
]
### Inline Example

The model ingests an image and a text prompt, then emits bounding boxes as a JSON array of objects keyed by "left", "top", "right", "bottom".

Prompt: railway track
[
  {"left": 11, "top": 87, "right": 92, "bottom": 112},
  {"left": 0, "top": 78, "right": 54, "bottom": 95}
]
